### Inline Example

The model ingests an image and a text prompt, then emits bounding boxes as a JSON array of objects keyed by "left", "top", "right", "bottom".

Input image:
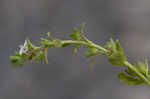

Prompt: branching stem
[
  {"left": 31, "top": 39, "right": 150, "bottom": 86},
  {"left": 10, "top": 25, "right": 150, "bottom": 86}
]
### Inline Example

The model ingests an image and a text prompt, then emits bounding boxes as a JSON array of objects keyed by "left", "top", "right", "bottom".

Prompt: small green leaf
[
  {"left": 104, "top": 38, "right": 116, "bottom": 55},
  {"left": 35, "top": 51, "right": 44, "bottom": 63},
  {"left": 26, "top": 38, "right": 35, "bottom": 50},
  {"left": 116, "top": 40, "right": 124, "bottom": 53},
  {"left": 47, "top": 32, "right": 53, "bottom": 41},
  {"left": 80, "top": 23, "right": 86, "bottom": 33},
  {"left": 40, "top": 38, "right": 53, "bottom": 47},
  {"left": 110, "top": 38, "right": 116, "bottom": 51},
  {"left": 145, "top": 59, "right": 149, "bottom": 76},
  {"left": 107, "top": 39, "right": 126, "bottom": 66},
  {"left": 89, "top": 55, "right": 99, "bottom": 72},
  {"left": 108, "top": 51, "right": 126, "bottom": 66},
  {"left": 84, "top": 47, "right": 98, "bottom": 58},
  {"left": 15, "top": 51, "right": 20, "bottom": 56},
  {"left": 10, "top": 56, "right": 24, "bottom": 68},
  {"left": 40, "top": 38, "right": 49, "bottom": 44},
  {"left": 21, "top": 53, "right": 30, "bottom": 61},
  {"left": 47, "top": 32, "right": 50, "bottom": 37},
  {"left": 125, "top": 67, "right": 137, "bottom": 77},
  {"left": 69, "top": 28, "right": 82, "bottom": 40},
  {"left": 148, "top": 73, "right": 150, "bottom": 80},
  {"left": 135, "top": 59, "right": 149, "bottom": 76},
  {"left": 118, "top": 72, "right": 143, "bottom": 85},
  {"left": 73, "top": 44, "right": 80, "bottom": 54},
  {"left": 10, "top": 56, "right": 20, "bottom": 63}
]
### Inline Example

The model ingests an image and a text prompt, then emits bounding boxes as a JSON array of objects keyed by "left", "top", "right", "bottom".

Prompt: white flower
[{"left": 19, "top": 40, "right": 28, "bottom": 55}]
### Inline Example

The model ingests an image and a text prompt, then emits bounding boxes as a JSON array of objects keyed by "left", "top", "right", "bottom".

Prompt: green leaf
[
  {"left": 15, "top": 51, "right": 20, "bottom": 56},
  {"left": 10, "top": 56, "right": 24, "bottom": 68},
  {"left": 40, "top": 38, "right": 53, "bottom": 47},
  {"left": 47, "top": 32, "right": 50, "bottom": 37},
  {"left": 69, "top": 28, "right": 82, "bottom": 40},
  {"left": 35, "top": 51, "right": 44, "bottom": 63},
  {"left": 10, "top": 56, "right": 20, "bottom": 63},
  {"left": 40, "top": 38, "right": 49, "bottom": 44},
  {"left": 21, "top": 53, "right": 30, "bottom": 61},
  {"left": 108, "top": 51, "right": 126, "bottom": 66},
  {"left": 115, "top": 40, "right": 124, "bottom": 53},
  {"left": 148, "top": 73, "right": 150, "bottom": 80},
  {"left": 84, "top": 47, "right": 98, "bottom": 58},
  {"left": 135, "top": 59, "right": 149, "bottom": 76},
  {"left": 145, "top": 59, "right": 149, "bottom": 75},
  {"left": 118, "top": 72, "right": 143, "bottom": 85},
  {"left": 89, "top": 55, "right": 99, "bottom": 72},
  {"left": 26, "top": 38, "right": 35, "bottom": 50},
  {"left": 106, "top": 39, "right": 126, "bottom": 66},
  {"left": 10, "top": 50, "right": 32, "bottom": 68},
  {"left": 73, "top": 44, "right": 80, "bottom": 54},
  {"left": 104, "top": 38, "right": 116, "bottom": 55},
  {"left": 47, "top": 32, "right": 53, "bottom": 41},
  {"left": 110, "top": 38, "right": 116, "bottom": 51},
  {"left": 104, "top": 39, "right": 112, "bottom": 48},
  {"left": 125, "top": 67, "right": 137, "bottom": 77},
  {"left": 80, "top": 23, "right": 86, "bottom": 33}
]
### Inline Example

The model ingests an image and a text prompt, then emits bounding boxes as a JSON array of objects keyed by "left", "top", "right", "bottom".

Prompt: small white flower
[{"left": 19, "top": 40, "right": 28, "bottom": 55}]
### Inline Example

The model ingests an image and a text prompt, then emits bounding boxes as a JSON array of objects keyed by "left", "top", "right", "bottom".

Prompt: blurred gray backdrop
[{"left": 1, "top": 0, "right": 150, "bottom": 99}]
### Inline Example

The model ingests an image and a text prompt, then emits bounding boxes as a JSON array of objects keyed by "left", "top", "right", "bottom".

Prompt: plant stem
[
  {"left": 124, "top": 61, "right": 150, "bottom": 86},
  {"left": 31, "top": 39, "right": 150, "bottom": 86},
  {"left": 62, "top": 40, "right": 109, "bottom": 54},
  {"left": 62, "top": 40, "right": 150, "bottom": 86}
]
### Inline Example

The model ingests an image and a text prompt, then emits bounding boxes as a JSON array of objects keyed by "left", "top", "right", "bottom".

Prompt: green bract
[
  {"left": 84, "top": 47, "right": 98, "bottom": 58},
  {"left": 118, "top": 72, "right": 143, "bottom": 85},
  {"left": 40, "top": 38, "right": 53, "bottom": 47},
  {"left": 10, "top": 53, "right": 30, "bottom": 68},
  {"left": 134, "top": 59, "right": 149, "bottom": 77},
  {"left": 26, "top": 38, "right": 36, "bottom": 50},
  {"left": 35, "top": 51, "right": 44, "bottom": 63},
  {"left": 69, "top": 28, "right": 82, "bottom": 40},
  {"left": 125, "top": 67, "right": 137, "bottom": 77},
  {"left": 105, "top": 39, "right": 126, "bottom": 66}
]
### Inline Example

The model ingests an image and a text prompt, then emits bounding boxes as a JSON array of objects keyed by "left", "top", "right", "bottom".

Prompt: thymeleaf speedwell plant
[{"left": 10, "top": 24, "right": 150, "bottom": 86}]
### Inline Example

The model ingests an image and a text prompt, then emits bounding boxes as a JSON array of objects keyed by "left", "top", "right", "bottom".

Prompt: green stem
[
  {"left": 62, "top": 40, "right": 109, "bottom": 54},
  {"left": 62, "top": 40, "right": 150, "bottom": 86},
  {"left": 30, "top": 39, "right": 150, "bottom": 86},
  {"left": 124, "top": 61, "right": 150, "bottom": 86}
]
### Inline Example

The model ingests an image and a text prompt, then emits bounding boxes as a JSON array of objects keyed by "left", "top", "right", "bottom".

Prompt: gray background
[{"left": 1, "top": 0, "right": 150, "bottom": 99}]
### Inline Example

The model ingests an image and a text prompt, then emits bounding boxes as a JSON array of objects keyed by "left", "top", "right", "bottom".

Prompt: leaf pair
[
  {"left": 118, "top": 72, "right": 143, "bottom": 85},
  {"left": 26, "top": 38, "right": 36, "bottom": 50},
  {"left": 40, "top": 38, "right": 53, "bottom": 47},
  {"left": 40, "top": 38, "right": 63, "bottom": 49},
  {"left": 105, "top": 38, "right": 126, "bottom": 66},
  {"left": 84, "top": 46, "right": 99, "bottom": 58},
  {"left": 134, "top": 59, "right": 149, "bottom": 77},
  {"left": 69, "top": 28, "right": 82, "bottom": 53},
  {"left": 69, "top": 28, "right": 82, "bottom": 41},
  {"left": 10, "top": 53, "right": 30, "bottom": 68},
  {"left": 118, "top": 59, "right": 150, "bottom": 85}
]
